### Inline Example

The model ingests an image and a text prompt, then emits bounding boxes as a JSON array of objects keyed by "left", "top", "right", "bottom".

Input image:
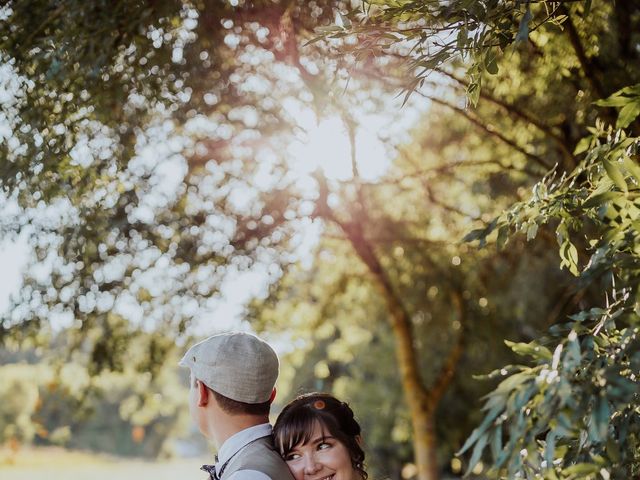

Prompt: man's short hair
[
  {"left": 192, "top": 375, "right": 271, "bottom": 416},
  {"left": 211, "top": 389, "right": 271, "bottom": 416}
]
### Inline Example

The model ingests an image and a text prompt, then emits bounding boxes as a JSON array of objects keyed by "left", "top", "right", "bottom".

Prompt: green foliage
[
  {"left": 330, "top": 0, "right": 640, "bottom": 476},
  {"left": 470, "top": 119, "right": 640, "bottom": 306},
  {"left": 459, "top": 77, "right": 640, "bottom": 480},
  {"left": 318, "top": 0, "right": 589, "bottom": 106},
  {"left": 596, "top": 84, "right": 640, "bottom": 129},
  {"left": 458, "top": 301, "right": 640, "bottom": 479}
]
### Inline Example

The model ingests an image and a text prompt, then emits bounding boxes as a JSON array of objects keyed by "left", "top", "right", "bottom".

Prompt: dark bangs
[{"left": 275, "top": 409, "right": 325, "bottom": 456}]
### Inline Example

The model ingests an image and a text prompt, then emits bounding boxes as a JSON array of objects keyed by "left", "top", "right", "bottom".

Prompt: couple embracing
[{"left": 180, "top": 332, "right": 366, "bottom": 480}]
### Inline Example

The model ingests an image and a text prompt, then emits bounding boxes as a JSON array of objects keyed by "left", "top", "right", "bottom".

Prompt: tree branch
[
  {"left": 416, "top": 91, "right": 553, "bottom": 172},
  {"left": 323, "top": 232, "right": 448, "bottom": 246},
  {"left": 436, "top": 68, "right": 577, "bottom": 169},
  {"left": 558, "top": 6, "right": 607, "bottom": 99},
  {"left": 423, "top": 181, "right": 481, "bottom": 221}
]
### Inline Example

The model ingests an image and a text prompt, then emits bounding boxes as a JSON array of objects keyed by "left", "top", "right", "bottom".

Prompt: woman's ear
[{"left": 355, "top": 434, "right": 363, "bottom": 447}]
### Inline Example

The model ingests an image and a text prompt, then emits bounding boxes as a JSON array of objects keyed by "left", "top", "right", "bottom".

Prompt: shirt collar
[{"left": 217, "top": 423, "right": 273, "bottom": 467}]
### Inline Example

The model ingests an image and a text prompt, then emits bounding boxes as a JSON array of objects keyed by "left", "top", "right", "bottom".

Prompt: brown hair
[
  {"left": 273, "top": 393, "right": 367, "bottom": 479},
  {"left": 192, "top": 375, "right": 271, "bottom": 416},
  {"left": 212, "top": 389, "right": 271, "bottom": 416}
]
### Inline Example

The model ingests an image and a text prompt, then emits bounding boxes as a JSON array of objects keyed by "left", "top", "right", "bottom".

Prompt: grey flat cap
[{"left": 179, "top": 332, "right": 279, "bottom": 404}]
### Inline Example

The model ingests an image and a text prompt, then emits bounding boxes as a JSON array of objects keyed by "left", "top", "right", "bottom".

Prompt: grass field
[{"left": 0, "top": 446, "right": 211, "bottom": 480}]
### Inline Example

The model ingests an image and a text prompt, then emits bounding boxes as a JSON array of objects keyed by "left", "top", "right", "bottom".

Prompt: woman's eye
[
  {"left": 285, "top": 453, "right": 301, "bottom": 461},
  {"left": 318, "top": 442, "right": 331, "bottom": 450}
]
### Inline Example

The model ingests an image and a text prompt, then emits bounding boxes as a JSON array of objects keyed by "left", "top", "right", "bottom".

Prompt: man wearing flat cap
[{"left": 180, "top": 332, "right": 294, "bottom": 480}]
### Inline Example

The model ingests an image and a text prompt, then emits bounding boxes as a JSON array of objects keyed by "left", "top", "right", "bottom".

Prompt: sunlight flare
[{"left": 287, "top": 112, "right": 390, "bottom": 181}]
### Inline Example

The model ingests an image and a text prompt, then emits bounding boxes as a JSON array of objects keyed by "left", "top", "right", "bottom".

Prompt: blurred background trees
[
  {"left": 1, "top": 1, "right": 639, "bottom": 480},
  {"left": 0, "top": 357, "right": 189, "bottom": 458}
]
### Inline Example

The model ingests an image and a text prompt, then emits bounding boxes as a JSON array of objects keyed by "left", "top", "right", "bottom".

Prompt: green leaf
[
  {"left": 562, "top": 463, "right": 600, "bottom": 475},
  {"left": 622, "top": 155, "right": 640, "bottom": 183},
  {"left": 595, "top": 83, "right": 640, "bottom": 128},
  {"left": 556, "top": 411, "right": 575, "bottom": 437},
  {"left": 466, "top": 431, "right": 488, "bottom": 477},
  {"left": 595, "top": 96, "right": 632, "bottom": 107},
  {"left": 606, "top": 437, "right": 621, "bottom": 463},
  {"left": 490, "top": 427, "right": 503, "bottom": 463},
  {"left": 467, "top": 81, "right": 480, "bottom": 107},
  {"left": 545, "top": 430, "right": 557, "bottom": 468},
  {"left": 512, "top": 382, "right": 536, "bottom": 410},
  {"left": 457, "top": 24, "right": 468, "bottom": 50},
  {"left": 497, "top": 224, "right": 509, "bottom": 250},
  {"left": 602, "top": 159, "right": 628, "bottom": 193},
  {"left": 463, "top": 227, "right": 488, "bottom": 243},
  {"left": 314, "top": 26, "right": 343, "bottom": 34},
  {"left": 619, "top": 84, "right": 640, "bottom": 95},
  {"left": 505, "top": 340, "right": 552, "bottom": 360},
  {"left": 560, "top": 241, "right": 580, "bottom": 276},
  {"left": 493, "top": 370, "right": 534, "bottom": 395},
  {"left": 616, "top": 100, "right": 640, "bottom": 128},
  {"left": 563, "top": 332, "right": 582, "bottom": 370},
  {"left": 574, "top": 137, "right": 592, "bottom": 155},
  {"left": 337, "top": 12, "right": 352, "bottom": 29},
  {"left": 556, "top": 221, "right": 569, "bottom": 247},
  {"left": 583, "top": 191, "right": 622, "bottom": 209},
  {"left": 485, "top": 48, "right": 499, "bottom": 75},
  {"left": 457, "top": 404, "right": 503, "bottom": 455},
  {"left": 304, "top": 35, "right": 327, "bottom": 46},
  {"left": 486, "top": 57, "right": 498, "bottom": 75}
]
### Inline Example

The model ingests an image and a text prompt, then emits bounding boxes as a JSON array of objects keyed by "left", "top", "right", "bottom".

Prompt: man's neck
[{"left": 211, "top": 414, "right": 270, "bottom": 450}]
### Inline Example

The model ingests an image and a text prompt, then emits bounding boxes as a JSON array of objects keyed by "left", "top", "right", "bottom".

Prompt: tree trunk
[
  {"left": 313, "top": 162, "right": 464, "bottom": 480},
  {"left": 413, "top": 411, "right": 439, "bottom": 480},
  {"left": 375, "top": 268, "right": 441, "bottom": 480},
  {"left": 327, "top": 216, "right": 445, "bottom": 480}
]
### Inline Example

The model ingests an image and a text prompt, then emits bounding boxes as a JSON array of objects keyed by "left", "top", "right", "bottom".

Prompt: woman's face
[{"left": 284, "top": 422, "right": 356, "bottom": 480}]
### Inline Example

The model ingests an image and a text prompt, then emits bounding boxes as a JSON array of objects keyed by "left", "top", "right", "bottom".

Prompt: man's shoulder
[
  {"left": 233, "top": 435, "right": 284, "bottom": 463},
  {"left": 225, "top": 437, "right": 293, "bottom": 480}
]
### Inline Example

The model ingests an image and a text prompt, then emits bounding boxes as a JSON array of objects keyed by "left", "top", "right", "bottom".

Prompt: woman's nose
[{"left": 303, "top": 454, "right": 321, "bottom": 475}]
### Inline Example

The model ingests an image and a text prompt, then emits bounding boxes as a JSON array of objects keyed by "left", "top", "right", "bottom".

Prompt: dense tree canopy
[
  {"left": 2, "top": 1, "right": 640, "bottom": 480},
  {"left": 1, "top": 0, "right": 370, "bottom": 364}
]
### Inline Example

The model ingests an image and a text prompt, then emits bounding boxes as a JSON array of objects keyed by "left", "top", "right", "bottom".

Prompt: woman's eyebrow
[{"left": 310, "top": 435, "right": 335, "bottom": 444}]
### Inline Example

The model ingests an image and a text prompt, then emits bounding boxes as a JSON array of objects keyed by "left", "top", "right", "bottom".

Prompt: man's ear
[
  {"left": 197, "top": 380, "right": 210, "bottom": 407},
  {"left": 269, "top": 387, "right": 277, "bottom": 404}
]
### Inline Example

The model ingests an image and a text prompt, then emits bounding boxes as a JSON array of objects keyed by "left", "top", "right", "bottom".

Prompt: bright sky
[
  {"left": 0, "top": 240, "right": 28, "bottom": 314},
  {"left": 287, "top": 111, "right": 392, "bottom": 181}
]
